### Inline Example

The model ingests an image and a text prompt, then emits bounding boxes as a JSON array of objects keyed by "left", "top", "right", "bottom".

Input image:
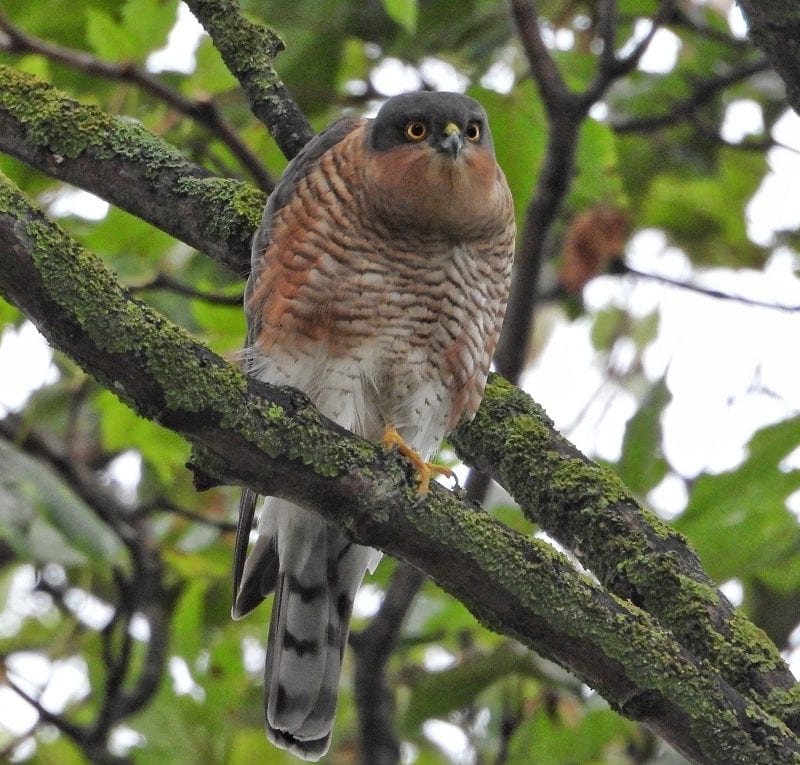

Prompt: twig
[
  {"left": 183, "top": 0, "right": 314, "bottom": 160},
  {"left": 612, "top": 58, "right": 771, "bottom": 133},
  {"left": 620, "top": 262, "right": 800, "bottom": 312},
  {"left": 0, "top": 11, "right": 274, "bottom": 193},
  {"left": 132, "top": 274, "right": 243, "bottom": 306},
  {"left": 670, "top": 6, "right": 751, "bottom": 49},
  {"left": 4, "top": 674, "right": 85, "bottom": 742},
  {"left": 145, "top": 496, "right": 238, "bottom": 531}
]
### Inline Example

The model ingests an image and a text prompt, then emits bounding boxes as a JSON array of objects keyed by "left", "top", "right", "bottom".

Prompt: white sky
[{"left": 1, "top": 2, "right": 800, "bottom": 760}]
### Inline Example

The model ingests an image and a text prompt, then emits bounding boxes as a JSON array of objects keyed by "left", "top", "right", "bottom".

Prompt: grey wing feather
[{"left": 232, "top": 488, "right": 259, "bottom": 616}]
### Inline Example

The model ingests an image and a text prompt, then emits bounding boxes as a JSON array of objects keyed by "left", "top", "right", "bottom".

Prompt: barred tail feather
[{"left": 237, "top": 499, "right": 378, "bottom": 761}]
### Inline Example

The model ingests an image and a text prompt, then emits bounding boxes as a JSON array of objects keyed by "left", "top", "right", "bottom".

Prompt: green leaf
[
  {"left": 122, "top": 0, "right": 179, "bottom": 51},
  {"left": 570, "top": 118, "right": 626, "bottom": 210},
  {"left": 191, "top": 37, "right": 239, "bottom": 95},
  {"left": 676, "top": 418, "right": 800, "bottom": 589},
  {"left": 589, "top": 305, "right": 624, "bottom": 351},
  {"left": 85, "top": 8, "right": 139, "bottom": 61},
  {"left": 616, "top": 377, "right": 671, "bottom": 495},
  {"left": 0, "top": 295, "right": 22, "bottom": 327},
  {"left": 508, "top": 706, "right": 638, "bottom": 765},
  {"left": 469, "top": 82, "right": 547, "bottom": 228},
  {"left": 0, "top": 440, "right": 120, "bottom": 563},
  {"left": 401, "top": 647, "right": 541, "bottom": 731},
  {"left": 382, "top": 0, "right": 418, "bottom": 33},
  {"left": 96, "top": 389, "right": 188, "bottom": 483},
  {"left": 172, "top": 579, "right": 209, "bottom": 659}
]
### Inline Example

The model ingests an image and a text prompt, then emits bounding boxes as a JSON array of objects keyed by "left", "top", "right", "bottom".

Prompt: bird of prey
[{"left": 233, "top": 90, "right": 515, "bottom": 760}]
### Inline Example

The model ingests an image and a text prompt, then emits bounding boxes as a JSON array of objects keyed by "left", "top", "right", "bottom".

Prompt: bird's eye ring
[
  {"left": 405, "top": 121, "right": 429, "bottom": 142},
  {"left": 466, "top": 122, "right": 481, "bottom": 142}
]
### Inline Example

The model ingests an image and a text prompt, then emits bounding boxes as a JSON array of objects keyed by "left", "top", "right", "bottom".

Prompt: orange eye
[
  {"left": 465, "top": 122, "right": 481, "bottom": 142},
  {"left": 404, "top": 121, "right": 429, "bottom": 142}
]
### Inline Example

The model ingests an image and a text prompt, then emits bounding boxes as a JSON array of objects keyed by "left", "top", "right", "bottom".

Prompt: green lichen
[
  {"left": 452, "top": 371, "right": 800, "bottom": 738},
  {"left": 175, "top": 175, "right": 264, "bottom": 243},
  {"left": 0, "top": 65, "right": 190, "bottom": 171}
]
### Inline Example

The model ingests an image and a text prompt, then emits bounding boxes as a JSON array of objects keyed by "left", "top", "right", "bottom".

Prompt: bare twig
[
  {"left": 620, "top": 262, "right": 800, "bottom": 312},
  {"left": 132, "top": 274, "right": 243, "bottom": 306},
  {"left": 612, "top": 58, "right": 771, "bottom": 133},
  {"left": 0, "top": 11, "right": 274, "bottom": 193},
  {"left": 145, "top": 496, "right": 238, "bottom": 531}
]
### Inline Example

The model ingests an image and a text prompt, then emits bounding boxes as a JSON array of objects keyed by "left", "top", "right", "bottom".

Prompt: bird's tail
[{"left": 234, "top": 499, "right": 378, "bottom": 761}]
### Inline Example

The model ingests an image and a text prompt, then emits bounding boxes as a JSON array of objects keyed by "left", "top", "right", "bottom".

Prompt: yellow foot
[{"left": 381, "top": 425, "right": 455, "bottom": 496}]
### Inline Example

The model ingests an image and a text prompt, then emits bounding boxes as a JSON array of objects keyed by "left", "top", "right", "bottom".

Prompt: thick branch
[
  {"left": 183, "top": 0, "right": 314, "bottom": 160},
  {"left": 2, "top": 147, "right": 800, "bottom": 765},
  {"left": 0, "top": 65, "right": 263, "bottom": 275},
  {"left": 450, "top": 376, "right": 800, "bottom": 733}
]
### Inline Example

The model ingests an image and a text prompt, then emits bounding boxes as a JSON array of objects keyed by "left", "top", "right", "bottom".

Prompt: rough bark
[{"left": 0, "top": 65, "right": 263, "bottom": 275}]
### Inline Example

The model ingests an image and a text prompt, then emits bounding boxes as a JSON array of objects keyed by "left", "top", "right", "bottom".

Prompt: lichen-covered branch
[
  {"left": 0, "top": 65, "right": 263, "bottom": 275},
  {"left": 184, "top": 0, "right": 314, "bottom": 160},
  {"left": 451, "top": 377, "right": 800, "bottom": 734},
  {"left": 0, "top": 10, "right": 275, "bottom": 193},
  {"left": 2, "top": 163, "right": 800, "bottom": 764}
]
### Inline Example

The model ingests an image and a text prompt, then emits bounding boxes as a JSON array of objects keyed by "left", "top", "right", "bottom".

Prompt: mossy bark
[
  {"left": 183, "top": 0, "right": 314, "bottom": 159},
  {"left": 0, "top": 65, "right": 263, "bottom": 274},
  {"left": 451, "top": 376, "right": 800, "bottom": 732}
]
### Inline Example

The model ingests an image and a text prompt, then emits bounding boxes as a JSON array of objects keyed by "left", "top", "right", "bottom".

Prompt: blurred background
[{"left": 1, "top": 0, "right": 799, "bottom": 762}]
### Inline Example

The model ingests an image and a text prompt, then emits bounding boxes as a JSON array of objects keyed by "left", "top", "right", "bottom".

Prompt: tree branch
[
  {"left": 131, "top": 274, "right": 243, "bottom": 306},
  {"left": 612, "top": 58, "right": 771, "bottom": 134},
  {"left": 496, "top": 0, "right": 675, "bottom": 383},
  {"left": 737, "top": 1, "right": 800, "bottom": 118},
  {"left": 352, "top": 564, "right": 425, "bottom": 765},
  {"left": 0, "top": 65, "right": 263, "bottom": 275},
  {"left": 619, "top": 262, "right": 800, "bottom": 313},
  {"left": 183, "top": 0, "right": 314, "bottom": 160},
  {"left": 0, "top": 11, "right": 275, "bottom": 193},
  {"left": 450, "top": 376, "right": 800, "bottom": 733},
  {"left": 2, "top": 139, "right": 800, "bottom": 764}
]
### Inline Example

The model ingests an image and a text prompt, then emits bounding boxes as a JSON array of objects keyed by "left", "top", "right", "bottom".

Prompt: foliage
[{"left": 1, "top": 0, "right": 799, "bottom": 763}]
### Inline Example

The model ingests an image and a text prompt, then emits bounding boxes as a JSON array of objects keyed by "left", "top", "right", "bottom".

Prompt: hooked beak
[{"left": 437, "top": 122, "right": 463, "bottom": 159}]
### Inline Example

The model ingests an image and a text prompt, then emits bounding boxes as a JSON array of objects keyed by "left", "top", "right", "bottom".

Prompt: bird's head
[{"left": 362, "top": 91, "right": 510, "bottom": 239}]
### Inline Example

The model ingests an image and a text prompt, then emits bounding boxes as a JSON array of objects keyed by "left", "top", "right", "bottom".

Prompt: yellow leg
[{"left": 381, "top": 425, "right": 455, "bottom": 496}]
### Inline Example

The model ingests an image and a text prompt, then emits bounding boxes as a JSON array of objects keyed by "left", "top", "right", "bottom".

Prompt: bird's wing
[
  {"left": 234, "top": 116, "right": 363, "bottom": 605},
  {"left": 244, "top": 116, "right": 363, "bottom": 352}
]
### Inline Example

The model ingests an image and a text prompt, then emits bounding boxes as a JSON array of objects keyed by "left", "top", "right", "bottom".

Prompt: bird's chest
[{"left": 330, "top": 242, "right": 486, "bottom": 356}]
